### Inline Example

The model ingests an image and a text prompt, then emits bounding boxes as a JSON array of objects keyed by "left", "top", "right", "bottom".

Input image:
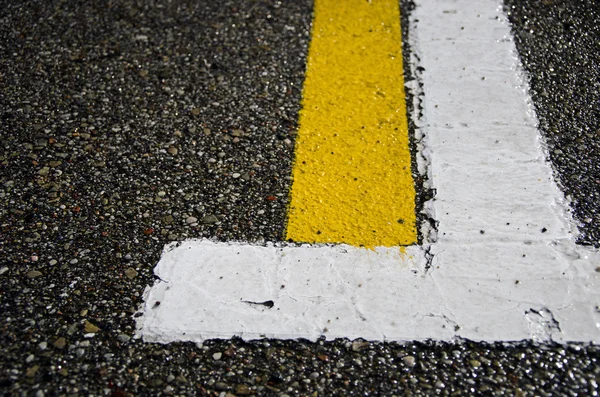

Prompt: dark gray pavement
[{"left": 0, "top": 0, "right": 598, "bottom": 395}]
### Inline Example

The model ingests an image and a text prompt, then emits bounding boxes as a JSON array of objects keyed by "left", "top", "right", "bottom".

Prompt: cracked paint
[{"left": 525, "top": 308, "right": 562, "bottom": 343}]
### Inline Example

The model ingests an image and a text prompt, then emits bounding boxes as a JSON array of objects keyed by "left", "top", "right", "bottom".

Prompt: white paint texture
[{"left": 137, "top": 0, "right": 600, "bottom": 344}]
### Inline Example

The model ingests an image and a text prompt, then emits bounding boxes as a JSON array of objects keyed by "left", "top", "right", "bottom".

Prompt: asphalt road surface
[{"left": 1, "top": 0, "right": 598, "bottom": 395}]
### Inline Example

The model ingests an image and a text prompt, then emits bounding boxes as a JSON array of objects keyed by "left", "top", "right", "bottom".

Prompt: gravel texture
[
  {"left": 0, "top": 0, "right": 598, "bottom": 395},
  {"left": 504, "top": 0, "right": 600, "bottom": 247}
]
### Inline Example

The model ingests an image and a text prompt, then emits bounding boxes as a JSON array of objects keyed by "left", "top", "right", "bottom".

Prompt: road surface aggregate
[{"left": 0, "top": 0, "right": 598, "bottom": 395}]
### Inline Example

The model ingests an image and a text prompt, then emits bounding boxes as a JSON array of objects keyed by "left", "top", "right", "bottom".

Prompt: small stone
[
  {"left": 26, "top": 365, "right": 40, "bottom": 378},
  {"left": 38, "top": 341, "right": 47, "bottom": 350},
  {"left": 236, "top": 384, "right": 251, "bottom": 395},
  {"left": 202, "top": 214, "right": 219, "bottom": 224},
  {"left": 232, "top": 129, "right": 244, "bottom": 137},
  {"left": 49, "top": 160, "right": 62, "bottom": 167},
  {"left": 84, "top": 320, "right": 100, "bottom": 333},
  {"left": 163, "top": 215, "right": 174, "bottom": 224},
  {"left": 35, "top": 390, "right": 44, "bottom": 397},
  {"left": 124, "top": 267, "right": 138, "bottom": 279},
  {"left": 53, "top": 337, "right": 66, "bottom": 349},
  {"left": 351, "top": 341, "right": 369, "bottom": 351},
  {"left": 309, "top": 372, "right": 319, "bottom": 380},
  {"left": 435, "top": 381, "right": 445, "bottom": 389},
  {"left": 38, "top": 167, "right": 50, "bottom": 176},
  {"left": 402, "top": 355, "right": 416, "bottom": 367},
  {"left": 470, "top": 359, "right": 481, "bottom": 368},
  {"left": 148, "top": 378, "right": 164, "bottom": 387},
  {"left": 117, "top": 334, "right": 131, "bottom": 343},
  {"left": 232, "top": 173, "right": 241, "bottom": 179},
  {"left": 0, "top": 267, "right": 8, "bottom": 275},
  {"left": 213, "top": 352, "right": 222, "bottom": 360},
  {"left": 215, "top": 382, "right": 229, "bottom": 391},
  {"left": 27, "top": 270, "right": 43, "bottom": 278},
  {"left": 26, "top": 354, "right": 35, "bottom": 363},
  {"left": 185, "top": 216, "right": 198, "bottom": 224},
  {"left": 67, "top": 323, "right": 78, "bottom": 335},
  {"left": 167, "top": 147, "right": 178, "bottom": 155}
]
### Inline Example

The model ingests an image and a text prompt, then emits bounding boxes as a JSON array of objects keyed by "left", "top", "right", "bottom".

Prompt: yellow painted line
[{"left": 285, "top": 0, "right": 417, "bottom": 248}]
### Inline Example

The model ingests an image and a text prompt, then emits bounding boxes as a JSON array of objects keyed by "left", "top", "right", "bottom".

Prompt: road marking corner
[{"left": 136, "top": 0, "right": 600, "bottom": 344}]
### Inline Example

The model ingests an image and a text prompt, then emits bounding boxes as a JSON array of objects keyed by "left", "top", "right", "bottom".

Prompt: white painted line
[{"left": 136, "top": 0, "right": 600, "bottom": 344}]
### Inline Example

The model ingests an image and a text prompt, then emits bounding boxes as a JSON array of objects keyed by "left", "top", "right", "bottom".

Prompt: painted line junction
[{"left": 136, "top": 0, "right": 600, "bottom": 344}]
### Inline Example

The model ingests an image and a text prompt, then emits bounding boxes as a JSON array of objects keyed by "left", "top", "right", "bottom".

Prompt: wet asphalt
[{"left": 0, "top": 0, "right": 598, "bottom": 396}]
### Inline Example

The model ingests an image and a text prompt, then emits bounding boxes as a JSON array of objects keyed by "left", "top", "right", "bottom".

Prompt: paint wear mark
[{"left": 242, "top": 300, "right": 275, "bottom": 309}]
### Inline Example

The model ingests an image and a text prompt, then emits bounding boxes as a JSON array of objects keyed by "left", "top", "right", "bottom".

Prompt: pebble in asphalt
[{"left": 0, "top": 0, "right": 598, "bottom": 395}]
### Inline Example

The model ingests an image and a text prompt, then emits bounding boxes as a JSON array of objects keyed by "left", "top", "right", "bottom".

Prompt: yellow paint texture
[{"left": 285, "top": 0, "right": 417, "bottom": 248}]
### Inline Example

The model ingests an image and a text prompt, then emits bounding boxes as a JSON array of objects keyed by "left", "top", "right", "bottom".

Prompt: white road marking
[{"left": 136, "top": 0, "right": 600, "bottom": 343}]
